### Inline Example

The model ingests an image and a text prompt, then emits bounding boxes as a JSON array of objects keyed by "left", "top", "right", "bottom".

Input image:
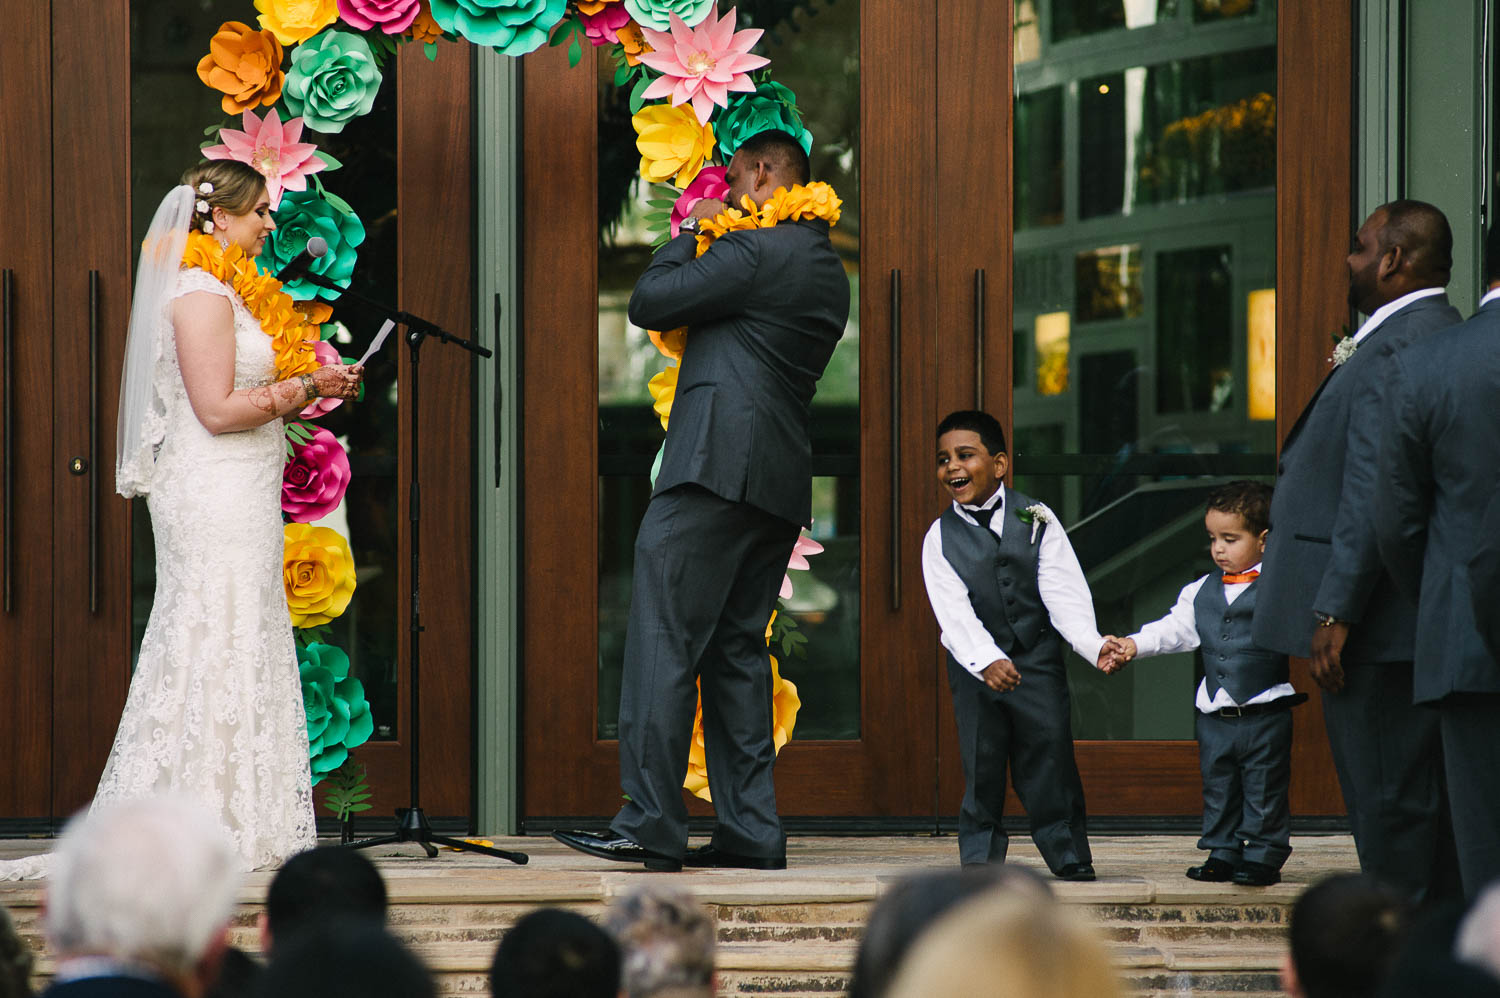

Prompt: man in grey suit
[
  {"left": 1374, "top": 224, "right": 1500, "bottom": 897},
  {"left": 555, "top": 131, "right": 850, "bottom": 871},
  {"left": 1253, "top": 200, "right": 1462, "bottom": 902}
]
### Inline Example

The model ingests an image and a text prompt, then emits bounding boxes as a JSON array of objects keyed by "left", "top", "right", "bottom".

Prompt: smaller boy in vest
[
  {"left": 1102, "top": 480, "right": 1301, "bottom": 887},
  {"left": 921, "top": 410, "right": 1107, "bottom": 880}
]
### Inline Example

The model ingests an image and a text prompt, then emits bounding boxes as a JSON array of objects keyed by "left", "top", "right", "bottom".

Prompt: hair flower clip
[
  {"left": 196, "top": 199, "right": 210, "bottom": 214},
  {"left": 198, "top": 182, "right": 214, "bottom": 195},
  {"left": 201, "top": 221, "right": 215, "bottom": 234}
]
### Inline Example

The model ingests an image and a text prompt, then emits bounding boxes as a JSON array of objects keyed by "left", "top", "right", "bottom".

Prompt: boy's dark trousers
[
  {"left": 1194, "top": 706, "right": 1293, "bottom": 869},
  {"left": 947, "top": 653, "right": 1091, "bottom": 870}
]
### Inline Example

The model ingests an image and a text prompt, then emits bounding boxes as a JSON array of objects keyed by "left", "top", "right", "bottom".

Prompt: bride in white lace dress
[{"left": 0, "top": 161, "right": 362, "bottom": 880}]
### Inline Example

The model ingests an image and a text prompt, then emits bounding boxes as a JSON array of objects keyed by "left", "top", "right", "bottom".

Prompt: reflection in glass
[
  {"left": 1156, "top": 246, "right": 1232, "bottom": 413},
  {"left": 1247, "top": 289, "right": 1276, "bottom": 421},
  {"left": 597, "top": 0, "right": 860, "bottom": 741},
  {"left": 1193, "top": 0, "right": 1257, "bottom": 21},
  {"left": 1016, "top": 87, "right": 1064, "bottom": 229},
  {"left": 1034, "top": 312, "right": 1071, "bottom": 396},
  {"left": 1052, "top": 0, "right": 1177, "bottom": 41},
  {"left": 131, "top": 0, "right": 400, "bottom": 738},
  {"left": 1075, "top": 244, "right": 1144, "bottom": 321}
]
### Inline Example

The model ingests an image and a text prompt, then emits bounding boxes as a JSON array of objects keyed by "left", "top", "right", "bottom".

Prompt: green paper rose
[
  {"left": 260, "top": 189, "right": 367, "bottom": 302},
  {"left": 622, "top": 0, "right": 713, "bottom": 30},
  {"left": 282, "top": 30, "right": 383, "bottom": 134},
  {"left": 299, "top": 641, "right": 375, "bottom": 784},
  {"left": 428, "top": 0, "right": 566, "bottom": 55},
  {"left": 715, "top": 80, "right": 814, "bottom": 159}
]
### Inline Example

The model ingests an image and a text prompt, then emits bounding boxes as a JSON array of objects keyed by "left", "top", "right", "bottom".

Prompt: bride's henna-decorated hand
[{"left": 310, "top": 364, "right": 363, "bottom": 400}]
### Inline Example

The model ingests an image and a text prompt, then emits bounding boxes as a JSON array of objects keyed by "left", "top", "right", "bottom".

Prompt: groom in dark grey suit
[
  {"left": 1375, "top": 224, "right": 1500, "bottom": 897},
  {"left": 1253, "top": 200, "right": 1462, "bottom": 902},
  {"left": 555, "top": 131, "right": 850, "bottom": 871}
]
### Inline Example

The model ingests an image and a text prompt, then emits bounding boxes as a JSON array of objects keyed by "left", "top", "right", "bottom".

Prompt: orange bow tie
[{"left": 1222, "top": 570, "right": 1260, "bottom": 584}]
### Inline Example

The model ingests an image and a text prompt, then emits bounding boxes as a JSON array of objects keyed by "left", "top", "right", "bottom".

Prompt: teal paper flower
[
  {"left": 282, "top": 30, "right": 383, "bottom": 135},
  {"left": 299, "top": 641, "right": 375, "bottom": 784},
  {"left": 428, "top": 0, "right": 566, "bottom": 55},
  {"left": 260, "top": 189, "right": 366, "bottom": 302},
  {"left": 622, "top": 0, "right": 714, "bottom": 30},
  {"left": 715, "top": 80, "right": 814, "bottom": 159}
]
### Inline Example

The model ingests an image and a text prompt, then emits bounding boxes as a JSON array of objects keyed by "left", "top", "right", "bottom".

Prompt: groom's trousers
[{"left": 611, "top": 483, "right": 801, "bottom": 860}]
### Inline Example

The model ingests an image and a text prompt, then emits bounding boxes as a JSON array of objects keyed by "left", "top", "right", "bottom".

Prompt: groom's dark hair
[
  {"left": 735, "top": 129, "right": 810, "bottom": 186},
  {"left": 1377, "top": 199, "right": 1453, "bottom": 284}
]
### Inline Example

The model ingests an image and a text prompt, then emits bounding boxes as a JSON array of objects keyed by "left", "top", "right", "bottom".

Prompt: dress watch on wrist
[
  {"left": 1314, "top": 612, "right": 1342, "bottom": 628},
  {"left": 679, "top": 216, "right": 700, "bottom": 235}
]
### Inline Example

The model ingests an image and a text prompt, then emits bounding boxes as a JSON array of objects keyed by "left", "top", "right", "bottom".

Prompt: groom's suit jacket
[
  {"left": 627, "top": 218, "right": 850, "bottom": 527},
  {"left": 1253, "top": 292, "right": 1461, "bottom": 660},
  {"left": 1375, "top": 298, "right": 1500, "bottom": 702}
]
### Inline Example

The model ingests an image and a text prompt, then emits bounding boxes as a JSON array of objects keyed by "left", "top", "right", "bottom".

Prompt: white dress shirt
[
  {"left": 1479, "top": 286, "right": 1500, "bottom": 309},
  {"left": 921, "top": 484, "right": 1106, "bottom": 677},
  {"left": 1127, "top": 563, "right": 1297, "bottom": 712},
  {"left": 1353, "top": 286, "right": 1445, "bottom": 345}
]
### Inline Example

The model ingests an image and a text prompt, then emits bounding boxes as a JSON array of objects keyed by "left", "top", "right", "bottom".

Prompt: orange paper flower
[
  {"left": 283, "top": 523, "right": 358, "bottom": 627},
  {"left": 196, "top": 21, "right": 286, "bottom": 116},
  {"left": 405, "top": 0, "right": 444, "bottom": 43},
  {"left": 255, "top": 0, "right": 341, "bottom": 45},
  {"left": 576, "top": 0, "right": 622, "bottom": 13},
  {"left": 648, "top": 326, "right": 687, "bottom": 361},
  {"left": 616, "top": 21, "right": 652, "bottom": 66}
]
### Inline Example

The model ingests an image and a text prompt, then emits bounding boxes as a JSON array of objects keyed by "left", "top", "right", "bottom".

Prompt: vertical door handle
[
  {"left": 889, "top": 268, "right": 902, "bottom": 612},
  {"left": 2, "top": 269, "right": 12, "bottom": 613},
  {"left": 973, "top": 268, "right": 986, "bottom": 408},
  {"left": 88, "top": 270, "right": 100, "bottom": 614}
]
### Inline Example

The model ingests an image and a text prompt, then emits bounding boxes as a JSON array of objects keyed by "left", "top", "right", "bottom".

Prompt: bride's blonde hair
[{"left": 180, "top": 160, "right": 265, "bottom": 233}]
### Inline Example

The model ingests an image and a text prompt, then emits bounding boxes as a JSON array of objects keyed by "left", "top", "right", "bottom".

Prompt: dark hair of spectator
[
  {"left": 936, "top": 410, "right": 1008, "bottom": 457},
  {"left": 733, "top": 129, "right": 810, "bottom": 186},
  {"left": 1377, "top": 199, "right": 1453, "bottom": 284},
  {"left": 265, "top": 847, "right": 388, "bottom": 949},
  {"left": 255, "top": 922, "right": 433, "bottom": 998},
  {"left": 490, "top": 908, "right": 621, "bottom": 998},
  {"left": 848, "top": 866, "right": 1051, "bottom": 998},
  {"left": 0, "top": 904, "right": 34, "bottom": 998},
  {"left": 1206, "top": 480, "right": 1273, "bottom": 536},
  {"left": 1288, "top": 874, "right": 1410, "bottom": 998}
]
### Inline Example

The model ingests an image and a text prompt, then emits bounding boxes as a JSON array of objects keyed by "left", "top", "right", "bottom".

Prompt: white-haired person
[
  {"left": 604, "top": 886, "right": 715, "bottom": 998},
  {"left": 41, "top": 797, "right": 239, "bottom": 998}
]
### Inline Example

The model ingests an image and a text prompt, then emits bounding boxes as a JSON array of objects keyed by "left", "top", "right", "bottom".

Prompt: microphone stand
[{"left": 297, "top": 271, "right": 526, "bottom": 865}]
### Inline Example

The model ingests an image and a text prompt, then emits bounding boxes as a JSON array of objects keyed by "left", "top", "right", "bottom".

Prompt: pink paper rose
[
  {"left": 580, "top": 3, "right": 631, "bottom": 45},
  {"left": 670, "top": 165, "right": 728, "bottom": 237},
  {"left": 283, "top": 425, "right": 352, "bottom": 522},
  {"left": 301, "top": 340, "right": 347, "bottom": 419},
  {"left": 337, "top": 0, "right": 423, "bottom": 33}
]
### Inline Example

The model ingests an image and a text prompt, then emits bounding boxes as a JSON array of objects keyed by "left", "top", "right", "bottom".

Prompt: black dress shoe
[
  {"left": 1231, "top": 861, "right": 1280, "bottom": 887},
  {"left": 1186, "top": 858, "right": 1238, "bottom": 882},
  {"left": 682, "top": 844, "right": 787, "bottom": 870},
  {"left": 552, "top": 830, "right": 682, "bottom": 872},
  {"left": 1055, "top": 862, "right": 1096, "bottom": 882}
]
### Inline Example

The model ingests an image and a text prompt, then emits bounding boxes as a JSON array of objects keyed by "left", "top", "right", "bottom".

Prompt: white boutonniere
[
  {"left": 1330, "top": 335, "right": 1357, "bottom": 367},
  {"left": 1016, "top": 503, "right": 1051, "bottom": 544}
]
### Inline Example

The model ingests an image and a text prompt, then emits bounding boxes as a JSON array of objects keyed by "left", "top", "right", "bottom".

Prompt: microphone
[{"left": 276, "top": 236, "right": 328, "bottom": 283}]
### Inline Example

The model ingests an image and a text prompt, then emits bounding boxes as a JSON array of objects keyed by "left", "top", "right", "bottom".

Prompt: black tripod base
[{"left": 346, "top": 807, "right": 528, "bottom": 864}]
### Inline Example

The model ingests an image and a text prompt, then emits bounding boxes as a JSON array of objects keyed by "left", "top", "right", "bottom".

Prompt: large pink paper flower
[
  {"left": 637, "top": 6, "right": 769, "bottom": 126},
  {"left": 579, "top": 2, "right": 631, "bottom": 44},
  {"left": 337, "top": 0, "right": 423, "bottom": 33},
  {"left": 780, "top": 528, "right": 824, "bottom": 599},
  {"left": 203, "top": 108, "right": 325, "bottom": 210},
  {"left": 300, "top": 340, "right": 347, "bottom": 419},
  {"left": 670, "top": 165, "right": 728, "bottom": 236},
  {"left": 283, "top": 425, "right": 352, "bottom": 522}
]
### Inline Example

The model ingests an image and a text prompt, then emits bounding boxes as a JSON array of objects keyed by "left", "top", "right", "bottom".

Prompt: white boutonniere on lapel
[
  {"left": 1328, "top": 324, "right": 1356, "bottom": 367},
  {"left": 1016, "top": 503, "right": 1051, "bottom": 544}
]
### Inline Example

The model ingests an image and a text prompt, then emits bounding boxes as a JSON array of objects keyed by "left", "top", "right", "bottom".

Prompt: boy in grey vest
[
  {"left": 1103, "top": 481, "right": 1300, "bottom": 886},
  {"left": 921, "top": 410, "right": 1107, "bottom": 880}
]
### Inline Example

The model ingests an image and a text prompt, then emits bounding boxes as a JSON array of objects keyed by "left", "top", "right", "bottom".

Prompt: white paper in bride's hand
[{"left": 356, "top": 319, "right": 396, "bottom": 368}]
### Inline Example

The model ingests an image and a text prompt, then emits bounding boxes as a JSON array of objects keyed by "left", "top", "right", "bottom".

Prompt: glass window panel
[
  {"left": 1075, "top": 244, "right": 1144, "bottom": 321},
  {"left": 597, "top": 0, "right": 860, "bottom": 741},
  {"left": 1156, "top": 245, "right": 1233, "bottom": 413},
  {"left": 1016, "top": 87, "right": 1064, "bottom": 229},
  {"left": 1079, "top": 47, "right": 1276, "bottom": 217},
  {"left": 1052, "top": 0, "right": 1179, "bottom": 42},
  {"left": 1193, "top": 0, "right": 1257, "bottom": 22},
  {"left": 131, "top": 0, "right": 401, "bottom": 739}
]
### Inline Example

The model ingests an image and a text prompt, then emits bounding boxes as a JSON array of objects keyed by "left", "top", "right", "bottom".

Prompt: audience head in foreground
[
  {"left": 0, "top": 903, "right": 34, "bottom": 998},
  {"left": 1282, "top": 874, "right": 1409, "bottom": 998},
  {"left": 262, "top": 847, "right": 388, "bottom": 952},
  {"left": 44, "top": 796, "right": 238, "bottom": 998},
  {"left": 490, "top": 908, "right": 621, "bottom": 998},
  {"left": 604, "top": 886, "right": 715, "bottom": 998},
  {"left": 883, "top": 886, "right": 1118, "bottom": 998},
  {"left": 254, "top": 922, "right": 432, "bottom": 998}
]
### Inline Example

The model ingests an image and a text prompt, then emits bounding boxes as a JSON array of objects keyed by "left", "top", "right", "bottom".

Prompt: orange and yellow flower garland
[{"left": 181, "top": 230, "right": 324, "bottom": 380}]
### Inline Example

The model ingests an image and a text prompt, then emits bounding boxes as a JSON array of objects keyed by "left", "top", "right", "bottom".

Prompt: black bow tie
[{"left": 968, "top": 504, "right": 1000, "bottom": 529}]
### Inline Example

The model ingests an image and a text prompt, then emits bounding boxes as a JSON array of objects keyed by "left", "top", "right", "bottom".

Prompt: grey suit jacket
[
  {"left": 1374, "top": 298, "right": 1500, "bottom": 702},
  {"left": 1253, "top": 292, "right": 1461, "bottom": 660},
  {"left": 628, "top": 218, "right": 850, "bottom": 526}
]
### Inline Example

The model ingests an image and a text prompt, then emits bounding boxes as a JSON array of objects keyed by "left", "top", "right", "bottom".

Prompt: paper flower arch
[{"left": 196, "top": 0, "right": 828, "bottom": 794}]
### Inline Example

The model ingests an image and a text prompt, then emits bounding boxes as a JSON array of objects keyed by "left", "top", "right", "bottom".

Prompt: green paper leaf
[
  {"left": 323, "top": 191, "right": 355, "bottom": 217},
  {"left": 629, "top": 75, "right": 650, "bottom": 113},
  {"left": 614, "top": 58, "right": 633, "bottom": 87},
  {"left": 568, "top": 36, "right": 582, "bottom": 68},
  {"left": 425, "top": 41, "right": 438, "bottom": 61},
  {"left": 314, "top": 150, "right": 343, "bottom": 172}
]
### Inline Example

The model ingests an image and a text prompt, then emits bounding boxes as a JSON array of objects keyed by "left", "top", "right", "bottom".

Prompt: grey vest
[
  {"left": 1195, "top": 571, "right": 1289, "bottom": 703},
  {"left": 938, "top": 491, "right": 1063, "bottom": 672}
]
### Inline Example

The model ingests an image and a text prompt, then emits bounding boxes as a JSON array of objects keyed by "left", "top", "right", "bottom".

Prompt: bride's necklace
[{"left": 181, "top": 231, "right": 321, "bottom": 380}]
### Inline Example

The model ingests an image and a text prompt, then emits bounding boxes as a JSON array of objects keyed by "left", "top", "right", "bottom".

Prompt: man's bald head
[{"left": 1376, "top": 200, "right": 1453, "bottom": 284}]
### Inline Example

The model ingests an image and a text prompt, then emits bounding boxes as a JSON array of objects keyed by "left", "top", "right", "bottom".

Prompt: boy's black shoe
[
  {"left": 682, "top": 845, "right": 787, "bottom": 870},
  {"left": 1185, "top": 858, "right": 1237, "bottom": 882},
  {"left": 1231, "top": 861, "right": 1280, "bottom": 887},
  {"left": 1055, "top": 862, "right": 1096, "bottom": 881},
  {"left": 552, "top": 829, "right": 683, "bottom": 872}
]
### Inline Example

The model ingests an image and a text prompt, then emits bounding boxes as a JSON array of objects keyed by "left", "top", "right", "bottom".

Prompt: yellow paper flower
[
  {"left": 648, "top": 326, "right": 687, "bottom": 361},
  {"left": 283, "top": 523, "right": 357, "bottom": 627},
  {"left": 683, "top": 628, "right": 801, "bottom": 803},
  {"left": 632, "top": 104, "right": 715, "bottom": 189},
  {"left": 255, "top": 0, "right": 341, "bottom": 45},
  {"left": 647, "top": 361, "right": 678, "bottom": 431}
]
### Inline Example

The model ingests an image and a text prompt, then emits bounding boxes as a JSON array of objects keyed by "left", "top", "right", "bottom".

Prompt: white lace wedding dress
[{"left": 0, "top": 267, "right": 318, "bottom": 880}]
